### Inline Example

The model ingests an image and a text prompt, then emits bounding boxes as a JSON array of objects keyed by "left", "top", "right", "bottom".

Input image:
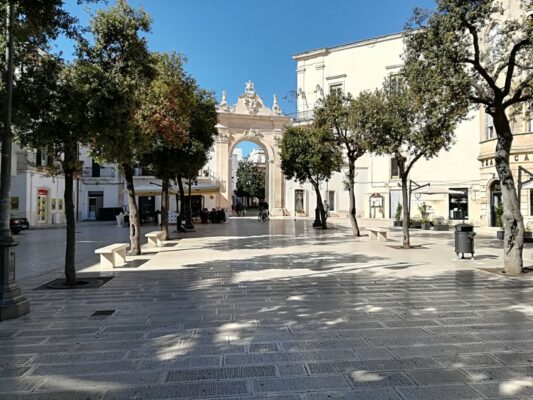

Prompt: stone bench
[
  {"left": 368, "top": 228, "right": 388, "bottom": 242},
  {"left": 145, "top": 231, "right": 165, "bottom": 247},
  {"left": 95, "top": 243, "right": 128, "bottom": 268}
]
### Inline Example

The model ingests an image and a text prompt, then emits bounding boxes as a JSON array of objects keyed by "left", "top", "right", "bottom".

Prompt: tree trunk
[
  {"left": 186, "top": 178, "right": 193, "bottom": 229},
  {"left": 311, "top": 180, "right": 327, "bottom": 229},
  {"left": 161, "top": 177, "right": 169, "bottom": 240},
  {"left": 122, "top": 164, "right": 141, "bottom": 255},
  {"left": 494, "top": 110, "right": 524, "bottom": 275},
  {"left": 64, "top": 167, "right": 76, "bottom": 285},
  {"left": 401, "top": 173, "right": 411, "bottom": 249},
  {"left": 347, "top": 162, "right": 361, "bottom": 236},
  {"left": 177, "top": 175, "right": 185, "bottom": 225}
]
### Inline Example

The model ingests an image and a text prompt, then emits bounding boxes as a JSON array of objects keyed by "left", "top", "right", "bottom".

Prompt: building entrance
[{"left": 490, "top": 180, "right": 502, "bottom": 227}]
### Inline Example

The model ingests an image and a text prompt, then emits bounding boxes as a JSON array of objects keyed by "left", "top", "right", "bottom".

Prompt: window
[
  {"left": 485, "top": 113, "right": 495, "bottom": 140},
  {"left": 389, "top": 74, "right": 402, "bottom": 93},
  {"left": 91, "top": 159, "right": 101, "bottom": 178},
  {"left": 329, "top": 83, "right": 342, "bottom": 96},
  {"left": 449, "top": 188, "right": 469, "bottom": 220},
  {"left": 391, "top": 158, "right": 400, "bottom": 179}
]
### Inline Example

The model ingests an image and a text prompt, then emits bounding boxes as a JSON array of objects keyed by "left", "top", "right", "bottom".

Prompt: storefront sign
[
  {"left": 37, "top": 188, "right": 48, "bottom": 196},
  {"left": 481, "top": 154, "right": 531, "bottom": 167}
]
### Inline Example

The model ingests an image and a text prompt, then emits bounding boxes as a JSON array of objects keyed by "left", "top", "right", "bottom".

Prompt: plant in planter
[
  {"left": 418, "top": 202, "right": 431, "bottom": 230},
  {"left": 495, "top": 202, "right": 504, "bottom": 240},
  {"left": 393, "top": 203, "right": 403, "bottom": 227},
  {"left": 410, "top": 217, "right": 422, "bottom": 229},
  {"left": 432, "top": 216, "right": 450, "bottom": 231},
  {"left": 295, "top": 208, "right": 305, "bottom": 216}
]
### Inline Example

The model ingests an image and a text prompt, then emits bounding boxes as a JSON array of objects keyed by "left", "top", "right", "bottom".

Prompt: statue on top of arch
[{"left": 218, "top": 81, "right": 285, "bottom": 117}]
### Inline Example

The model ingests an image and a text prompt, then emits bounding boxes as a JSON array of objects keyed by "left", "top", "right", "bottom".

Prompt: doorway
[
  {"left": 37, "top": 188, "right": 49, "bottom": 224},
  {"left": 139, "top": 196, "right": 155, "bottom": 224},
  {"left": 490, "top": 180, "right": 502, "bottom": 227},
  {"left": 88, "top": 191, "right": 104, "bottom": 220}
]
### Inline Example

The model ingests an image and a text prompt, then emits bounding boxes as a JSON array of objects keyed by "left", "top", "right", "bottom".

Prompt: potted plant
[
  {"left": 393, "top": 203, "right": 403, "bottom": 227},
  {"left": 432, "top": 216, "right": 450, "bottom": 231},
  {"left": 495, "top": 203, "right": 504, "bottom": 240},
  {"left": 410, "top": 217, "right": 422, "bottom": 229},
  {"left": 418, "top": 202, "right": 431, "bottom": 230}
]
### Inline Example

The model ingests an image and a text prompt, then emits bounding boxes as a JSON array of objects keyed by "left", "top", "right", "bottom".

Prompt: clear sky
[{"left": 56, "top": 0, "right": 436, "bottom": 156}]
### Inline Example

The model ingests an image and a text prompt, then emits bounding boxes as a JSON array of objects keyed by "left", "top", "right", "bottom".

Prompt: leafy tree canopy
[
  {"left": 235, "top": 159, "right": 265, "bottom": 200},
  {"left": 280, "top": 125, "right": 342, "bottom": 185}
]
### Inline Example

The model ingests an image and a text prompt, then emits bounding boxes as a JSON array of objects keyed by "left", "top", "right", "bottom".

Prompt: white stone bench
[
  {"left": 145, "top": 231, "right": 165, "bottom": 247},
  {"left": 95, "top": 243, "right": 128, "bottom": 268},
  {"left": 368, "top": 228, "right": 388, "bottom": 242}
]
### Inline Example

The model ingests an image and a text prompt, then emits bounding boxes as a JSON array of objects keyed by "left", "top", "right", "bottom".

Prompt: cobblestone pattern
[{"left": 1, "top": 224, "right": 533, "bottom": 399}]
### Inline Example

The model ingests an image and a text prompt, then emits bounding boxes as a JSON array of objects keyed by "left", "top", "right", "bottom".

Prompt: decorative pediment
[{"left": 217, "top": 81, "right": 284, "bottom": 117}]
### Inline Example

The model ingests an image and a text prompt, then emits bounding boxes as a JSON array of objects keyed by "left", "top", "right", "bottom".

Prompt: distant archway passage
[
  {"left": 214, "top": 81, "right": 290, "bottom": 216},
  {"left": 231, "top": 141, "right": 267, "bottom": 209}
]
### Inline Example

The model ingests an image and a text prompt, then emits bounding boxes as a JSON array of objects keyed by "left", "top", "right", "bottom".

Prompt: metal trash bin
[{"left": 454, "top": 224, "right": 476, "bottom": 259}]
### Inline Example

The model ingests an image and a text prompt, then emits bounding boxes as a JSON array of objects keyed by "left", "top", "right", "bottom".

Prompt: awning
[{"left": 131, "top": 182, "right": 221, "bottom": 196}]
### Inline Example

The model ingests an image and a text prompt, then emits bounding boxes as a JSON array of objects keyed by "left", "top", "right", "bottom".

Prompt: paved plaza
[{"left": 2, "top": 218, "right": 533, "bottom": 399}]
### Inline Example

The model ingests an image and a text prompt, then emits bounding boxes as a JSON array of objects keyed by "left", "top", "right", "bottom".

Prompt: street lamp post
[{"left": 0, "top": 2, "right": 30, "bottom": 321}]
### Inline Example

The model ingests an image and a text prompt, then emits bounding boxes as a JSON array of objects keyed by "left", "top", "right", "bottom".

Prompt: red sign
[{"left": 38, "top": 189, "right": 48, "bottom": 196}]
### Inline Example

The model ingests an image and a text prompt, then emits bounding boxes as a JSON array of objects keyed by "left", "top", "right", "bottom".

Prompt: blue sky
[{"left": 56, "top": 0, "right": 436, "bottom": 156}]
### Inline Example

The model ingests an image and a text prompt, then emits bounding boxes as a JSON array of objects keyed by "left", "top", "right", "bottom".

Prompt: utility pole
[{"left": 0, "top": 1, "right": 30, "bottom": 320}]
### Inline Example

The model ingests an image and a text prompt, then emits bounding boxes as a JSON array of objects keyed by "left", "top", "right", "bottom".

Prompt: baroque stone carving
[
  {"left": 218, "top": 90, "right": 230, "bottom": 112},
  {"left": 243, "top": 129, "right": 264, "bottom": 139},
  {"left": 272, "top": 94, "right": 282, "bottom": 115},
  {"left": 215, "top": 132, "right": 230, "bottom": 143},
  {"left": 243, "top": 81, "right": 262, "bottom": 115}
]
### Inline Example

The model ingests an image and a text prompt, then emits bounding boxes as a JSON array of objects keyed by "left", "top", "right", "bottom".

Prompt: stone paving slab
[{"left": 1, "top": 219, "right": 533, "bottom": 399}]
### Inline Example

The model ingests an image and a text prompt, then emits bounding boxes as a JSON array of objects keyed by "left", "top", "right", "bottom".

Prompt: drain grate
[{"left": 91, "top": 310, "right": 115, "bottom": 317}]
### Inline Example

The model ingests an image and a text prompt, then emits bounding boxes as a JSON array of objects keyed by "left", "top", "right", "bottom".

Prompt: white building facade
[{"left": 288, "top": 2, "right": 532, "bottom": 227}]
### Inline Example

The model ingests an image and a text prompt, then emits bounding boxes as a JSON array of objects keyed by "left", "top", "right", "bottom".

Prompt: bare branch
[
  {"left": 469, "top": 95, "right": 493, "bottom": 106},
  {"left": 503, "top": 39, "right": 530, "bottom": 97},
  {"left": 503, "top": 73, "right": 533, "bottom": 108},
  {"left": 463, "top": 19, "right": 501, "bottom": 96},
  {"left": 405, "top": 151, "right": 424, "bottom": 176}
]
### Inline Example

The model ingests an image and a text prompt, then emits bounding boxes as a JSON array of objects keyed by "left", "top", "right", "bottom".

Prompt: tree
[
  {"left": 361, "top": 75, "right": 467, "bottom": 248},
  {"left": 405, "top": 0, "right": 532, "bottom": 274},
  {"left": 81, "top": 0, "right": 155, "bottom": 255},
  {"left": 173, "top": 88, "right": 217, "bottom": 228},
  {"left": 0, "top": 1, "right": 99, "bottom": 317},
  {"left": 18, "top": 58, "right": 95, "bottom": 286},
  {"left": 137, "top": 53, "right": 192, "bottom": 240},
  {"left": 235, "top": 159, "right": 265, "bottom": 203},
  {"left": 315, "top": 92, "right": 375, "bottom": 237},
  {"left": 280, "top": 125, "right": 342, "bottom": 229}
]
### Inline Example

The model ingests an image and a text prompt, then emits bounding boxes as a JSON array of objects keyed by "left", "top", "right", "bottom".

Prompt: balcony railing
[
  {"left": 289, "top": 110, "right": 314, "bottom": 123},
  {"left": 82, "top": 166, "right": 115, "bottom": 178}
]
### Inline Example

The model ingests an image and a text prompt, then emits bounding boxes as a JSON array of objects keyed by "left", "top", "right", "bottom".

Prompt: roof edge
[{"left": 292, "top": 31, "right": 405, "bottom": 61}]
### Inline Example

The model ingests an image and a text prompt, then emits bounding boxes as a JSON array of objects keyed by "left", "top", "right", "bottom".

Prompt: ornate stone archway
[{"left": 214, "top": 81, "right": 290, "bottom": 215}]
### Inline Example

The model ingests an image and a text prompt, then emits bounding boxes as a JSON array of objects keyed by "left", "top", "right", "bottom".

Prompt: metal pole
[
  {"left": 0, "top": 1, "right": 29, "bottom": 320},
  {"left": 518, "top": 166, "right": 522, "bottom": 209}
]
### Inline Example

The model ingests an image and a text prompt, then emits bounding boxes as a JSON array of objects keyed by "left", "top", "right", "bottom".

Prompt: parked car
[{"left": 10, "top": 215, "right": 29, "bottom": 234}]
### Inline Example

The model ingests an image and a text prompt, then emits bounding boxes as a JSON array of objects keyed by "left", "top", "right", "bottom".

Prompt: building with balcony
[{"left": 288, "top": 0, "right": 531, "bottom": 226}]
